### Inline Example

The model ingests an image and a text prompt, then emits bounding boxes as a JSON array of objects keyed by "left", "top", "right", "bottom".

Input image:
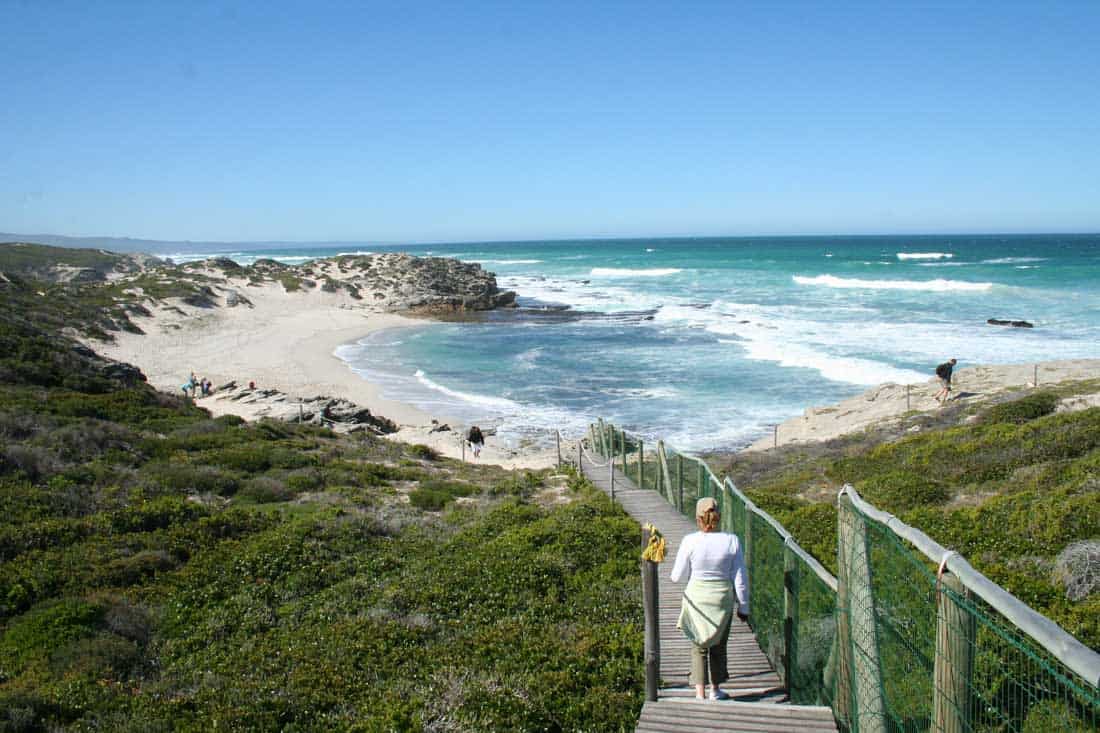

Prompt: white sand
[{"left": 90, "top": 279, "right": 559, "bottom": 470}]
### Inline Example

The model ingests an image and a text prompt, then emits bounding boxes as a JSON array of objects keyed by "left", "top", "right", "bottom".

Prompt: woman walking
[{"left": 670, "top": 496, "right": 750, "bottom": 701}]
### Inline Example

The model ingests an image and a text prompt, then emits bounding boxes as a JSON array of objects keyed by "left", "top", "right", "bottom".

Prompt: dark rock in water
[
  {"left": 987, "top": 318, "right": 1034, "bottom": 328},
  {"left": 429, "top": 421, "right": 451, "bottom": 433}
]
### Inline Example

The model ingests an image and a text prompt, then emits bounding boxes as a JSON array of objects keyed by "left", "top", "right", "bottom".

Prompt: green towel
[{"left": 677, "top": 579, "right": 734, "bottom": 648}]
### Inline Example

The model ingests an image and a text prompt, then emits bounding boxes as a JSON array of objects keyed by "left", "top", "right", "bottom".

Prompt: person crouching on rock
[
  {"left": 934, "top": 358, "right": 957, "bottom": 403},
  {"left": 466, "top": 425, "right": 484, "bottom": 459},
  {"left": 670, "top": 497, "right": 750, "bottom": 701}
]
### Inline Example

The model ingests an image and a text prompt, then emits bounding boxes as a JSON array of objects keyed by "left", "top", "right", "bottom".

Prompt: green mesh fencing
[
  {"left": 838, "top": 494, "right": 1100, "bottom": 733},
  {"left": 592, "top": 421, "right": 839, "bottom": 709}
]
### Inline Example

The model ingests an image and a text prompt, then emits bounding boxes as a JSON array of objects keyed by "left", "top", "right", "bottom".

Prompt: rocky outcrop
[
  {"left": 987, "top": 319, "right": 1034, "bottom": 328},
  {"left": 209, "top": 382, "right": 398, "bottom": 435},
  {"left": 318, "top": 253, "right": 516, "bottom": 313}
]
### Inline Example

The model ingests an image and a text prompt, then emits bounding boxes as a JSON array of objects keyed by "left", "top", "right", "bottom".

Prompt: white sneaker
[{"left": 709, "top": 689, "right": 730, "bottom": 701}]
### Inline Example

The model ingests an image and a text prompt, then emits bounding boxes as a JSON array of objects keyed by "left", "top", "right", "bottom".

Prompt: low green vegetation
[
  {"left": 0, "top": 268, "right": 644, "bottom": 731},
  {"left": 711, "top": 385, "right": 1100, "bottom": 649}
]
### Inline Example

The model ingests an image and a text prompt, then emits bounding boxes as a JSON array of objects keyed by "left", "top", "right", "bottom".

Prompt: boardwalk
[{"left": 579, "top": 448, "right": 837, "bottom": 733}]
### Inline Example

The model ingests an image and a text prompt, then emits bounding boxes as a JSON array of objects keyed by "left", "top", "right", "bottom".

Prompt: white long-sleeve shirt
[{"left": 670, "top": 530, "right": 750, "bottom": 614}]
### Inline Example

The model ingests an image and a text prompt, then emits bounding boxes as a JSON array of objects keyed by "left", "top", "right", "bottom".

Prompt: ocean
[{"left": 169, "top": 234, "right": 1100, "bottom": 452}]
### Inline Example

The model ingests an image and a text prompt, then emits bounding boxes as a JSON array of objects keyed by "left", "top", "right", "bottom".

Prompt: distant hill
[{"left": 0, "top": 232, "right": 374, "bottom": 256}]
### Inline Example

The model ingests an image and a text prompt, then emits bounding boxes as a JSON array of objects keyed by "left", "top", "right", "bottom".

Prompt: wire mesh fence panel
[
  {"left": 749, "top": 512, "right": 788, "bottom": 676},
  {"left": 793, "top": 563, "right": 839, "bottom": 708},
  {"left": 845, "top": 500, "right": 1100, "bottom": 733}
]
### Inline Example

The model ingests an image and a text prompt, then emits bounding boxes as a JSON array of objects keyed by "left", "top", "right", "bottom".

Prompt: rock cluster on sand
[{"left": 209, "top": 382, "right": 398, "bottom": 435}]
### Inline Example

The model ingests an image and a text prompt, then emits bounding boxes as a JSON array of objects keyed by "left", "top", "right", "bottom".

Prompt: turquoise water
[{"left": 173, "top": 235, "right": 1100, "bottom": 451}]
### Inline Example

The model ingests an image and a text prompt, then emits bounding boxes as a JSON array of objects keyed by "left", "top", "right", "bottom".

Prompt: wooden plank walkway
[{"left": 579, "top": 447, "right": 837, "bottom": 733}]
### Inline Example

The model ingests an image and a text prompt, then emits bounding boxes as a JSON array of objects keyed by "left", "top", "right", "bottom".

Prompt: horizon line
[{"left": 3, "top": 229, "right": 1099, "bottom": 250}]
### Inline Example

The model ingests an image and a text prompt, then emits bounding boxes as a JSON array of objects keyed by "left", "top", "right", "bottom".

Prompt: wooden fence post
[
  {"left": 784, "top": 544, "right": 800, "bottom": 699},
  {"left": 743, "top": 502, "right": 753, "bottom": 578},
  {"left": 933, "top": 571, "right": 974, "bottom": 733},
  {"left": 637, "top": 439, "right": 644, "bottom": 488},
  {"left": 555, "top": 430, "right": 561, "bottom": 468},
  {"left": 642, "top": 526, "right": 660, "bottom": 702},
  {"left": 697, "top": 463, "right": 707, "bottom": 499},
  {"left": 677, "top": 455, "right": 684, "bottom": 512},
  {"left": 609, "top": 451, "right": 615, "bottom": 503},
  {"left": 838, "top": 495, "right": 887, "bottom": 733}
]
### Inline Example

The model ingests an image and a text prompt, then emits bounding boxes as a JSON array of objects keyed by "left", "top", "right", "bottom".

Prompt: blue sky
[{"left": 2, "top": 1, "right": 1098, "bottom": 243}]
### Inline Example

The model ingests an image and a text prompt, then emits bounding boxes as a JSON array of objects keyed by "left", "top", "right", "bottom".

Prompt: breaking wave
[
  {"left": 793, "top": 274, "right": 993, "bottom": 292},
  {"left": 897, "top": 252, "right": 954, "bottom": 260},
  {"left": 590, "top": 267, "right": 682, "bottom": 278}
]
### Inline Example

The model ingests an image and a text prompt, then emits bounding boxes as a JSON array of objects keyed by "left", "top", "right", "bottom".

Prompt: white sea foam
[
  {"left": 645, "top": 247, "right": 657, "bottom": 252},
  {"left": 793, "top": 274, "right": 993, "bottom": 292},
  {"left": 982, "top": 257, "right": 1047, "bottom": 264},
  {"left": 414, "top": 369, "right": 519, "bottom": 411},
  {"left": 514, "top": 348, "right": 542, "bottom": 370},
  {"left": 739, "top": 338, "right": 927, "bottom": 385},
  {"left": 478, "top": 259, "right": 543, "bottom": 265},
  {"left": 335, "top": 250, "right": 375, "bottom": 256},
  {"left": 500, "top": 274, "right": 669, "bottom": 313},
  {"left": 897, "top": 252, "right": 954, "bottom": 260},
  {"left": 590, "top": 267, "right": 682, "bottom": 278}
]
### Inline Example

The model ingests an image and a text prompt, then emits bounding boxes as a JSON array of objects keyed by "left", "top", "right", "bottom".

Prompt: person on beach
[
  {"left": 934, "top": 358, "right": 958, "bottom": 403},
  {"left": 466, "top": 425, "right": 485, "bottom": 459},
  {"left": 670, "top": 497, "right": 750, "bottom": 701}
]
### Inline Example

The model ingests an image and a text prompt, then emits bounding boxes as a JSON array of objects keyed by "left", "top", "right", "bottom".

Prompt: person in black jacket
[
  {"left": 934, "top": 358, "right": 958, "bottom": 403},
  {"left": 466, "top": 425, "right": 485, "bottom": 459}
]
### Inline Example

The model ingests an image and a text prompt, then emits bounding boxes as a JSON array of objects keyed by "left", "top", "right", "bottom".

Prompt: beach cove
[{"left": 86, "top": 238, "right": 1100, "bottom": 468}]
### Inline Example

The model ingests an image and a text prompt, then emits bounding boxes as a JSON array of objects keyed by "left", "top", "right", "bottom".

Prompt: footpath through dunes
[{"left": 579, "top": 448, "right": 838, "bottom": 733}]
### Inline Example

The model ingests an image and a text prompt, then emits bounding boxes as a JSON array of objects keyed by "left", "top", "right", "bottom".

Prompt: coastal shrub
[
  {"left": 215, "top": 414, "right": 246, "bottom": 428},
  {"left": 408, "top": 487, "right": 450, "bottom": 511},
  {"left": 1, "top": 445, "right": 63, "bottom": 483},
  {"left": 1053, "top": 540, "right": 1100, "bottom": 601},
  {"left": 206, "top": 442, "right": 275, "bottom": 471},
  {"left": 0, "top": 598, "right": 104, "bottom": 674},
  {"left": 101, "top": 597, "right": 153, "bottom": 645},
  {"left": 44, "top": 421, "right": 136, "bottom": 464},
  {"left": 408, "top": 443, "right": 439, "bottom": 460},
  {"left": 144, "top": 462, "right": 241, "bottom": 496},
  {"left": 49, "top": 633, "right": 140, "bottom": 679},
  {"left": 100, "top": 550, "right": 178, "bottom": 586},
  {"left": 860, "top": 470, "right": 950, "bottom": 511},
  {"left": 983, "top": 390, "right": 1060, "bottom": 424},
  {"left": 285, "top": 467, "right": 325, "bottom": 492},
  {"left": 239, "top": 475, "right": 294, "bottom": 504}
]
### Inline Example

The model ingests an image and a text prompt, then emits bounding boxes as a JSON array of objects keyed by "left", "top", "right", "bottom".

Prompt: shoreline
[
  {"left": 89, "top": 281, "right": 561, "bottom": 470},
  {"left": 86, "top": 269, "right": 1100, "bottom": 469}
]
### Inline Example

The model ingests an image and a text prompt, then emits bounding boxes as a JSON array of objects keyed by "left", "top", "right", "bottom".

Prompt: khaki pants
[{"left": 690, "top": 612, "right": 731, "bottom": 686}]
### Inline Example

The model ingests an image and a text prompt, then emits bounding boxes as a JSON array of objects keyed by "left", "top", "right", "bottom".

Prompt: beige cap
[{"left": 695, "top": 496, "right": 718, "bottom": 518}]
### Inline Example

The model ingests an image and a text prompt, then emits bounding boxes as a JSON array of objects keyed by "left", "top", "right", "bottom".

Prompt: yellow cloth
[
  {"left": 676, "top": 578, "right": 734, "bottom": 648},
  {"left": 641, "top": 523, "right": 666, "bottom": 563}
]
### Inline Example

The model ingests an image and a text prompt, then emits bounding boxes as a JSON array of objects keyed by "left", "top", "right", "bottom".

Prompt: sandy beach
[{"left": 90, "top": 276, "right": 561, "bottom": 470}]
